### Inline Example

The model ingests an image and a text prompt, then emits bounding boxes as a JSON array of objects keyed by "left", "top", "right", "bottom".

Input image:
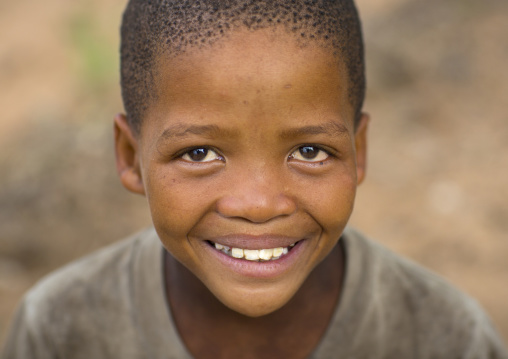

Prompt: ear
[
  {"left": 114, "top": 114, "right": 145, "bottom": 195},
  {"left": 354, "top": 112, "right": 369, "bottom": 185}
]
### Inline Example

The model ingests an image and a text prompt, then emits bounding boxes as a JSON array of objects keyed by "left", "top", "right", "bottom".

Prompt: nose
[{"left": 216, "top": 168, "right": 297, "bottom": 223}]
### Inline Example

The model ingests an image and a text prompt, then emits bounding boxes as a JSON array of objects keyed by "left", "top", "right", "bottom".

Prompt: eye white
[
  {"left": 181, "top": 148, "right": 221, "bottom": 162},
  {"left": 290, "top": 146, "right": 329, "bottom": 162}
]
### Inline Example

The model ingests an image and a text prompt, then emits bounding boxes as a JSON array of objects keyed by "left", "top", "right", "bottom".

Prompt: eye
[
  {"left": 181, "top": 148, "right": 223, "bottom": 162},
  {"left": 289, "top": 145, "right": 329, "bottom": 162}
]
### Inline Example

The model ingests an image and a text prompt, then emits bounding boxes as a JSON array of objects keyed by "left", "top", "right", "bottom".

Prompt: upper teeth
[{"left": 214, "top": 243, "right": 292, "bottom": 261}]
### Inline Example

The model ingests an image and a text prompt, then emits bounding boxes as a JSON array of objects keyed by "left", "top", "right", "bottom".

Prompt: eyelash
[
  {"left": 178, "top": 146, "right": 224, "bottom": 163},
  {"left": 176, "top": 145, "right": 333, "bottom": 163},
  {"left": 288, "top": 145, "right": 332, "bottom": 163}
]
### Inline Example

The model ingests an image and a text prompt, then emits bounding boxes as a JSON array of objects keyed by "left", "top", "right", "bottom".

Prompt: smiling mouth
[{"left": 207, "top": 241, "right": 298, "bottom": 262}]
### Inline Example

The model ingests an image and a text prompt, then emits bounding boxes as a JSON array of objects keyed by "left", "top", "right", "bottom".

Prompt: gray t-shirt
[{"left": 2, "top": 228, "right": 507, "bottom": 358}]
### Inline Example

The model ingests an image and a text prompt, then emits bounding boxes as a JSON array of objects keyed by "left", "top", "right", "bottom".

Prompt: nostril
[{"left": 216, "top": 193, "right": 296, "bottom": 223}]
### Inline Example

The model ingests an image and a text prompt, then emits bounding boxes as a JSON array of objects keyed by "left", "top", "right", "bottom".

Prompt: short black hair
[{"left": 121, "top": 0, "right": 365, "bottom": 134}]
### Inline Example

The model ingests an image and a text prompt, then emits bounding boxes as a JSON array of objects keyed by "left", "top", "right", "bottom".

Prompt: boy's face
[{"left": 115, "top": 28, "right": 368, "bottom": 317}]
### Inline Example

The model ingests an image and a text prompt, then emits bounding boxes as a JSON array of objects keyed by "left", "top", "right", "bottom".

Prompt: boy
[{"left": 2, "top": 0, "right": 507, "bottom": 358}]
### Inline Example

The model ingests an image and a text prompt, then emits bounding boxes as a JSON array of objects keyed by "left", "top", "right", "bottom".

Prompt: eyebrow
[
  {"left": 157, "top": 120, "right": 349, "bottom": 144},
  {"left": 158, "top": 123, "right": 240, "bottom": 141},
  {"left": 279, "top": 121, "right": 350, "bottom": 140}
]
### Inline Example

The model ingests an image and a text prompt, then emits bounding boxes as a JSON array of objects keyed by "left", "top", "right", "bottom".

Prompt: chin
[
  {"left": 224, "top": 297, "right": 291, "bottom": 318},
  {"left": 209, "top": 282, "right": 297, "bottom": 317}
]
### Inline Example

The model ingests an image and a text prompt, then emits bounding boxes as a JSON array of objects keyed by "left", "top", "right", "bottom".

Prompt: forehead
[{"left": 146, "top": 28, "right": 353, "bottom": 130}]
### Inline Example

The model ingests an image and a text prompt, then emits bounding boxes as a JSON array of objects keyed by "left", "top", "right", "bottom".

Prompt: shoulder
[
  {"left": 26, "top": 227, "right": 158, "bottom": 310},
  {"left": 339, "top": 228, "right": 508, "bottom": 358},
  {"left": 343, "top": 228, "right": 481, "bottom": 317},
  {"left": 1, "top": 227, "right": 163, "bottom": 359},
  {"left": 344, "top": 227, "right": 470, "bottom": 306}
]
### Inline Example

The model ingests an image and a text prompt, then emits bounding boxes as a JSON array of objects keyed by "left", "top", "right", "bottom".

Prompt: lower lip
[{"left": 204, "top": 240, "right": 306, "bottom": 279}]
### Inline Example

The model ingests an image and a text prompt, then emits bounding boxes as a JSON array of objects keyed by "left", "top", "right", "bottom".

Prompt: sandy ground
[{"left": 1, "top": 0, "right": 507, "bottom": 348}]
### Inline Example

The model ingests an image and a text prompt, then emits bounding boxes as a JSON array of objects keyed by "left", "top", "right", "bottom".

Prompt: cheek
[
  {"left": 305, "top": 170, "right": 357, "bottom": 232},
  {"left": 143, "top": 170, "right": 207, "bottom": 249}
]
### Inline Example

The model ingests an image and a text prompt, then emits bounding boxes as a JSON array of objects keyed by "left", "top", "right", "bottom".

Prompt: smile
[{"left": 209, "top": 241, "right": 297, "bottom": 261}]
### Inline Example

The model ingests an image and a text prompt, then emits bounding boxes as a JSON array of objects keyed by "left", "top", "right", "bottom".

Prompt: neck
[{"left": 164, "top": 242, "right": 345, "bottom": 359}]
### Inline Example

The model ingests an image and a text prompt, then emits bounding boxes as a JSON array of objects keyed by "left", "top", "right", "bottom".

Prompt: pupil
[
  {"left": 299, "top": 146, "right": 318, "bottom": 159},
  {"left": 190, "top": 148, "right": 208, "bottom": 161}
]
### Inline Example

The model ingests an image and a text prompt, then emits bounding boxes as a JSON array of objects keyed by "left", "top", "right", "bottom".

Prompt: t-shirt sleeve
[
  {"left": 330, "top": 229, "right": 508, "bottom": 359},
  {"left": 464, "top": 307, "right": 508, "bottom": 359},
  {"left": 1, "top": 297, "right": 58, "bottom": 359}
]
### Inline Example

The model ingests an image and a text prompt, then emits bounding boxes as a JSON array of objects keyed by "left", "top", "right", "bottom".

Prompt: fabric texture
[{"left": 2, "top": 227, "right": 507, "bottom": 359}]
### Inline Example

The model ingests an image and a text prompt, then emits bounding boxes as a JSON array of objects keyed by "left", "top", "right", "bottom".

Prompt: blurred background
[{"left": 0, "top": 0, "right": 507, "bottom": 346}]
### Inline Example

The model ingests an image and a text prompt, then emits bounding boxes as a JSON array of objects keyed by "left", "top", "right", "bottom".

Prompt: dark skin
[
  {"left": 164, "top": 241, "right": 344, "bottom": 359},
  {"left": 114, "top": 28, "right": 368, "bottom": 358}
]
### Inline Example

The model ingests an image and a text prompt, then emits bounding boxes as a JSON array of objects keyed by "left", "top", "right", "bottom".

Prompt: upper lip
[{"left": 205, "top": 234, "right": 303, "bottom": 250}]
